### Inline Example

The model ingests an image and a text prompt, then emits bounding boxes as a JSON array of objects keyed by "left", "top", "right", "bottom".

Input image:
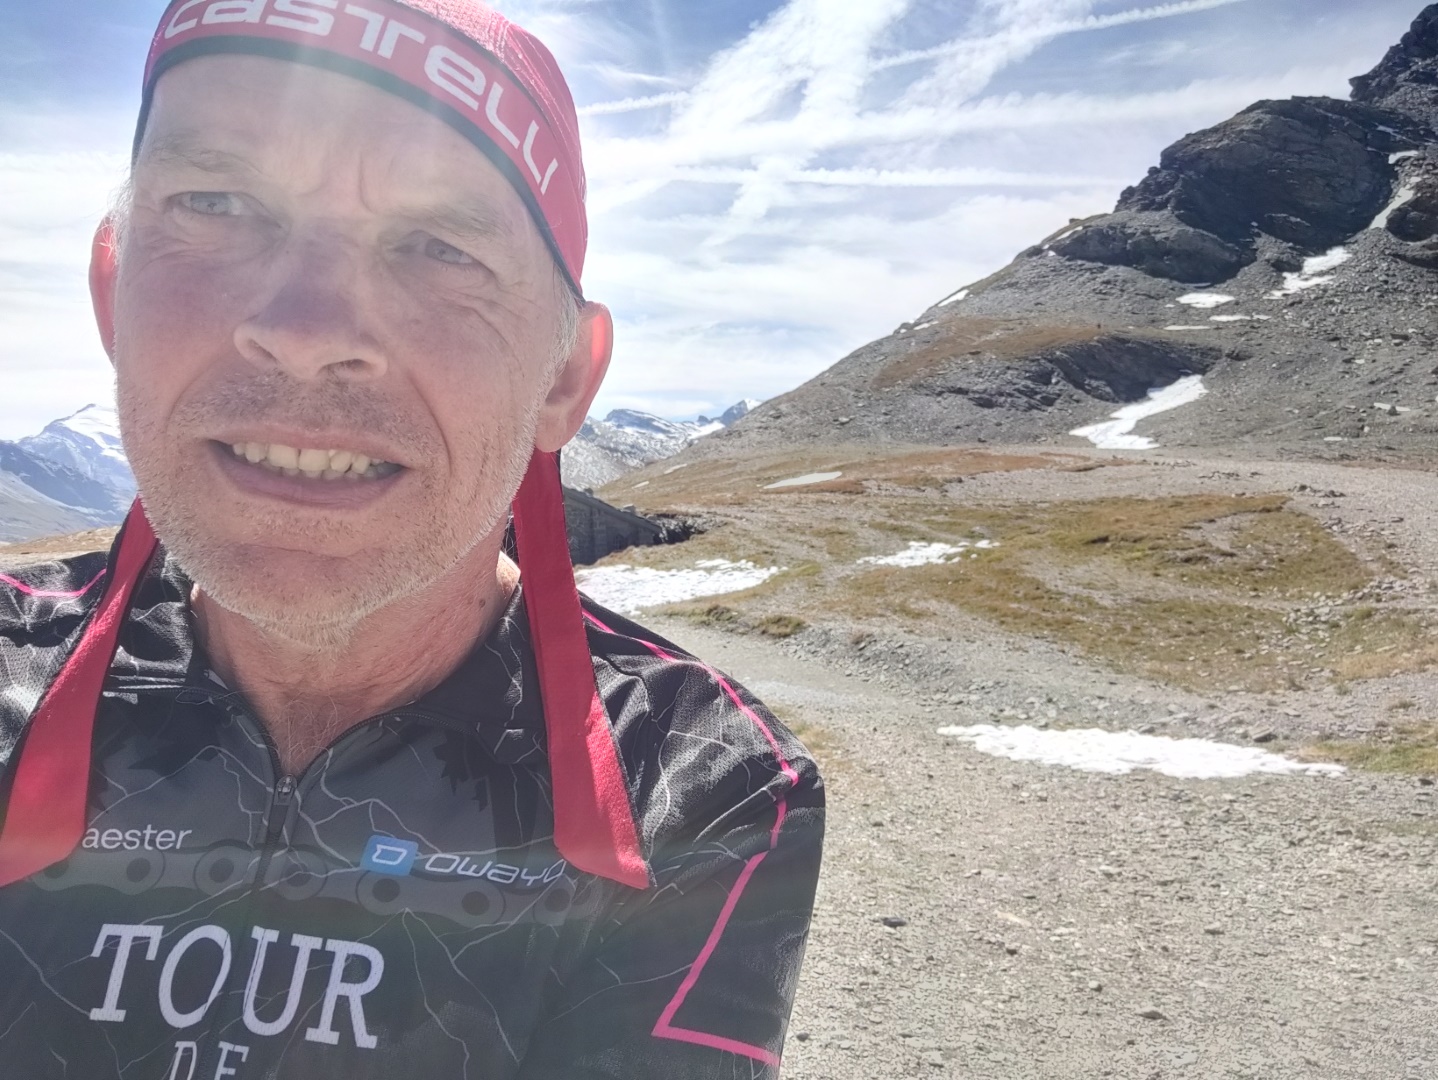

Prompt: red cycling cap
[{"left": 137, "top": 0, "right": 589, "bottom": 296}]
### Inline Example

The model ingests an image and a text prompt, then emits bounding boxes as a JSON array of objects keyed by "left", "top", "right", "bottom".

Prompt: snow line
[{"left": 938, "top": 725, "right": 1345, "bottom": 780}]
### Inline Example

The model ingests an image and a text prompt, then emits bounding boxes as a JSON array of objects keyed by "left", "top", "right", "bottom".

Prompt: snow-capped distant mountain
[
  {"left": 586, "top": 410, "right": 713, "bottom": 466},
  {"left": 562, "top": 401, "right": 760, "bottom": 490},
  {"left": 718, "top": 399, "right": 760, "bottom": 427},
  {"left": 19, "top": 404, "right": 136, "bottom": 503},
  {"left": 0, "top": 405, "right": 135, "bottom": 542}
]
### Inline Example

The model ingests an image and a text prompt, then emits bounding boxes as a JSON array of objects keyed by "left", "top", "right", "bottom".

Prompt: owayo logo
[
  {"left": 360, "top": 835, "right": 570, "bottom": 888},
  {"left": 360, "top": 836, "right": 418, "bottom": 876}
]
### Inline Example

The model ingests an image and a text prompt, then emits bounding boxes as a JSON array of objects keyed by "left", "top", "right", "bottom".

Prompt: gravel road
[{"left": 648, "top": 593, "right": 1438, "bottom": 1080}]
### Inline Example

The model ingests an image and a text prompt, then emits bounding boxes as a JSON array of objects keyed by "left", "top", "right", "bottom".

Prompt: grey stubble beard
[{"left": 119, "top": 367, "right": 544, "bottom": 656}]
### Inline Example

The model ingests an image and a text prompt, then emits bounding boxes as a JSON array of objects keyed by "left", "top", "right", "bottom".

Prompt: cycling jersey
[{"left": 0, "top": 538, "right": 824, "bottom": 1079}]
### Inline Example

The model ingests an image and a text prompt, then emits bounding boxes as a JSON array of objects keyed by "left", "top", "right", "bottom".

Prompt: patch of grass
[
  {"left": 983, "top": 493, "right": 1367, "bottom": 598},
  {"left": 787, "top": 720, "right": 834, "bottom": 767},
  {"left": 891, "top": 559, "right": 1286, "bottom": 689},
  {"left": 1302, "top": 725, "right": 1438, "bottom": 775},
  {"left": 601, "top": 446, "right": 1086, "bottom": 509},
  {"left": 0, "top": 526, "right": 118, "bottom": 563},
  {"left": 766, "top": 706, "right": 836, "bottom": 769},
  {"left": 1190, "top": 508, "right": 1370, "bottom": 597},
  {"left": 666, "top": 602, "right": 742, "bottom": 628},
  {"left": 810, "top": 526, "right": 863, "bottom": 562},
  {"left": 817, "top": 494, "right": 1402, "bottom": 691},
  {"left": 1329, "top": 612, "right": 1438, "bottom": 682},
  {"left": 605, "top": 483, "right": 1422, "bottom": 694},
  {"left": 756, "top": 614, "right": 807, "bottom": 638},
  {"left": 872, "top": 318, "right": 1111, "bottom": 389}
]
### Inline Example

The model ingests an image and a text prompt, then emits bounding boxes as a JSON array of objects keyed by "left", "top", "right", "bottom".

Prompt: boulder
[
  {"left": 1047, "top": 212, "right": 1252, "bottom": 284},
  {"left": 1388, "top": 172, "right": 1438, "bottom": 243}
]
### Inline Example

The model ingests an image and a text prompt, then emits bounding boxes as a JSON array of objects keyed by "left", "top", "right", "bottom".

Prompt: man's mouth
[{"left": 225, "top": 441, "right": 404, "bottom": 481}]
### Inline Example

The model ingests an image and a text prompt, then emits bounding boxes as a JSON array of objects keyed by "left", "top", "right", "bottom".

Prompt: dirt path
[{"left": 646, "top": 611, "right": 1438, "bottom": 1080}]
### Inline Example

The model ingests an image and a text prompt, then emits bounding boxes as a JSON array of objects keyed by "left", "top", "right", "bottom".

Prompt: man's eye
[
  {"left": 424, "top": 238, "right": 476, "bottom": 265},
  {"left": 178, "top": 192, "right": 243, "bottom": 216}
]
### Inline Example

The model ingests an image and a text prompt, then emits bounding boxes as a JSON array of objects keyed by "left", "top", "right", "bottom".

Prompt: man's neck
[{"left": 193, "top": 545, "right": 519, "bottom": 776}]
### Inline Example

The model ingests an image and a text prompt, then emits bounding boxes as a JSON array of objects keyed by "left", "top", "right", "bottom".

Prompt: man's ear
[
  {"left": 534, "top": 301, "right": 614, "bottom": 453},
  {"left": 89, "top": 219, "right": 120, "bottom": 363}
]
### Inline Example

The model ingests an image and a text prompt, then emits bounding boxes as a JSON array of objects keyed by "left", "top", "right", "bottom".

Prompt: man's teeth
[{"left": 229, "top": 442, "right": 394, "bottom": 480}]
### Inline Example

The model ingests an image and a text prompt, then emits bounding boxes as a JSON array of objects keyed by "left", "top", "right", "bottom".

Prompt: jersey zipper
[
  {"left": 141, "top": 688, "right": 478, "bottom": 1074},
  {"left": 266, "top": 774, "right": 297, "bottom": 843}
]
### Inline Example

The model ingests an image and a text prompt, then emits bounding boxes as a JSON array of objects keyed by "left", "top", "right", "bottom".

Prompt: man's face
[{"left": 107, "top": 56, "right": 592, "bottom": 639}]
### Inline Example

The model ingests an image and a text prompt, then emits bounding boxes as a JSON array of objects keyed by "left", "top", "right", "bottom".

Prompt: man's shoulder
[
  {"left": 0, "top": 552, "right": 110, "bottom": 761},
  {"left": 581, "top": 599, "right": 809, "bottom": 758},
  {"left": 0, "top": 552, "right": 108, "bottom": 644},
  {"left": 579, "top": 597, "right": 823, "bottom": 835}
]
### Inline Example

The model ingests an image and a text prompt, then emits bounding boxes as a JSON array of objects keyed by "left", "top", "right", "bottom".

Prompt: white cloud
[
  {"left": 0, "top": 147, "right": 128, "bottom": 439},
  {"left": 578, "top": 90, "right": 690, "bottom": 116}
]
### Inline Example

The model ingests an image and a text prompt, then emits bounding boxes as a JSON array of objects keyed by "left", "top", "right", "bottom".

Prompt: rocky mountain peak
[
  {"left": 1351, "top": 3, "right": 1438, "bottom": 114},
  {"left": 1107, "top": 96, "right": 1425, "bottom": 271},
  {"left": 562, "top": 402, "right": 758, "bottom": 489}
]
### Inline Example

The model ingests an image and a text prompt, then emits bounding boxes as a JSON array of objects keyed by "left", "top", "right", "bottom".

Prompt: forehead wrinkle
[
  {"left": 138, "top": 130, "right": 265, "bottom": 179},
  {"left": 400, "top": 199, "right": 519, "bottom": 246}
]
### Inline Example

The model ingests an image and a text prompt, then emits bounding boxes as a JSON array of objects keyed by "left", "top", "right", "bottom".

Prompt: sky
[{"left": 0, "top": 0, "right": 1426, "bottom": 439}]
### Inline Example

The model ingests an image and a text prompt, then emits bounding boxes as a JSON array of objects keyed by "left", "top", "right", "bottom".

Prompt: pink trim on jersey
[
  {"left": 0, "top": 569, "right": 108, "bottom": 600},
  {"left": 583, "top": 612, "right": 797, "bottom": 1066}
]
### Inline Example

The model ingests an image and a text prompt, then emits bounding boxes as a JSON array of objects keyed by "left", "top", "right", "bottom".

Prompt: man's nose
[{"left": 233, "top": 240, "right": 388, "bottom": 381}]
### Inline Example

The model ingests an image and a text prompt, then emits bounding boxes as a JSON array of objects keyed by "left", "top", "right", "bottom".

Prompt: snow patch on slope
[
  {"left": 859, "top": 540, "right": 998, "bottom": 567},
  {"left": 1177, "top": 292, "right": 1235, "bottom": 309},
  {"left": 938, "top": 725, "right": 1345, "bottom": 780},
  {"left": 576, "top": 559, "right": 783, "bottom": 615},
  {"left": 1266, "top": 247, "right": 1350, "bottom": 298},
  {"left": 1070, "top": 376, "right": 1208, "bottom": 451},
  {"left": 764, "top": 471, "right": 842, "bottom": 489},
  {"left": 1371, "top": 184, "right": 1418, "bottom": 231}
]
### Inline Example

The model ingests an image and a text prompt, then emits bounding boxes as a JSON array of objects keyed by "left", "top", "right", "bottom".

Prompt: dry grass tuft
[
  {"left": 756, "top": 614, "right": 807, "bottom": 638},
  {"left": 766, "top": 706, "right": 837, "bottom": 770},
  {"left": 872, "top": 318, "right": 1111, "bottom": 389},
  {"left": 1302, "top": 724, "right": 1438, "bottom": 776}
]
